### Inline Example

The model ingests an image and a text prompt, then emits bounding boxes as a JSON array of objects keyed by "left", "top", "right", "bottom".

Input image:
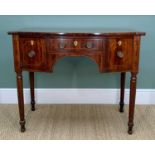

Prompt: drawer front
[
  {"left": 49, "top": 38, "right": 103, "bottom": 52},
  {"left": 19, "top": 38, "right": 47, "bottom": 70},
  {"left": 107, "top": 38, "right": 133, "bottom": 71}
]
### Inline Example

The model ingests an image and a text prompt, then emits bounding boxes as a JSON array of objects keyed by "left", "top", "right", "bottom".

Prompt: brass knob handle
[
  {"left": 117, "top": 51, "right": 124, "bottom": 58},
  {"left": 86, "top": 42, "right": 93, "bottom": 48},
  {"left": 59, "top": 42, "right": 65, "bottom": 49},
  {"left": 73, "top": 40, "right": 78, "bottom": 47},
  {"left": 28, "top": 50, "right": 36, "bottom": 58}
]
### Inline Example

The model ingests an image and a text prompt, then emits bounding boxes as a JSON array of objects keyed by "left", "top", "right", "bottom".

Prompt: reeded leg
[
  {"left": 29, "top": 72, "right": 35, "bottom": 111},
  {"left": 128, "top": 72, "right": 137, "bottom": 134},
  {"left": 119, "top": 72, "right": 126, "bottom": 112},
  {"left": 16, "top": 72, "right": 26, "bottom": 132}
]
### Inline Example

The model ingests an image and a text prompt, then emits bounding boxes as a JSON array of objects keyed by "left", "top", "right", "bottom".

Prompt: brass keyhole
[
  {"left": 73, "top": 40, "right": 78, "bottom": 47},
  {"left": 118, "top": 40, "right": 122, "bottom": 46},
  {"left": 30, "top": 40, "right": 34, "bottom": 46}
]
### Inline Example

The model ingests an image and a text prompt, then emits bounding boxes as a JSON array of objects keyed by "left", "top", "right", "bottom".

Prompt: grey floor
[{"left": 0, "top": 104, "right": 155, "bottom": 140}]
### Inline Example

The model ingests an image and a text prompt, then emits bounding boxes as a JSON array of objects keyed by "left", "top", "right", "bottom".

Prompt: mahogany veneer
[{"left": 8, "top": 29, "right": 145, "bottom": 134}]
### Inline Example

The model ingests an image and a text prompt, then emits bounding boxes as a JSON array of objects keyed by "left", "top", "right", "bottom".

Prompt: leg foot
[
  {"left": 128, "top": 123, "right": 133, "bottom": 134},
  {"left": 128, "top": 129, "right": 132, "bottom": 135},
  {"left": 31, "top": 100, "right": 35, "bottom": 111},
  {"left": 20, "top": 120, "right": 26, "bottom": 132},
  {"left": 119, "top": 102, "right": 124, "bottom": 112}
]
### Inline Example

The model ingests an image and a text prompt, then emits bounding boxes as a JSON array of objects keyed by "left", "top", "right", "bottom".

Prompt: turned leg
[
  {"left": 16, "top": 72, "right": 26, "bottom": 132},
  {"left": 128, "top": 72, "right": 137, "bottom": 134},
  {"left": 119, "top": 72, "right": 126, "bottom": 112},
  {"left": 29, "top": 72, "right": 35, "bottom": 111}
]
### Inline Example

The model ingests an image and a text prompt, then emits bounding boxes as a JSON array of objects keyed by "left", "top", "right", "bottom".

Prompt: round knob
[
  {"left": 59, "top": 42, "right": 65, "bottom": 49},
  {"left": 117, "top": 51, "right": 124, "bottom": 58},
  {"left": 28, "top": 50, "right": 36, "bottom": 58},
  {"left": 86, "top": 42, "right": 93, "bottom": 48}
]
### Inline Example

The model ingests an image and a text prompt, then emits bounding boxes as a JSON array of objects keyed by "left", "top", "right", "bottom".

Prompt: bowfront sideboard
[{"left": 8, "top": 29, "right": 145, "bottom": 134}]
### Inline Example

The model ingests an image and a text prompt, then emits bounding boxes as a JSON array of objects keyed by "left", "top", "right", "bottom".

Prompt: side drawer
[
  {"left": 106, "top": 37, "right": 133, "bottom": 71},
  {"left": 19, "top": 37, "right": 47, "bottom": 71}
]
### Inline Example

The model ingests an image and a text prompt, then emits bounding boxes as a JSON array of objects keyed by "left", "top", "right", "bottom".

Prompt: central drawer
[{"left": 48, "top": 38, "right": 103, "bottom": 52}]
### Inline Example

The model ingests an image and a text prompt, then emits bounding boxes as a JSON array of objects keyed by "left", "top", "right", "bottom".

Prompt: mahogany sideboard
[{"left": 8, "top": 29, "right": 145, "bottom": 134}]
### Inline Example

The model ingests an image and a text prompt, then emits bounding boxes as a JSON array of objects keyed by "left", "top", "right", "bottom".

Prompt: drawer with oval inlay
[
  {"left": 19, "top": 38, "right": 47, "bottom": 71},
  {"left": 106, "top": 38, "right": 133, "bottom": 71}
]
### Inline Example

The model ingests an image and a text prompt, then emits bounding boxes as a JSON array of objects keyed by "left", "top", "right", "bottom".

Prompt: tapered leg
[
  {"left": 119, "top": 72, "right": 126, "bottom": 112},
  {"left": 16, "top": 72, "right": 26, "bottom": 132},
  {"left": 128, "top": 72, "right": 137, "bottom": 134},
  {"left": 29, "top": 72, "right": 35, "bottom": 111}
]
